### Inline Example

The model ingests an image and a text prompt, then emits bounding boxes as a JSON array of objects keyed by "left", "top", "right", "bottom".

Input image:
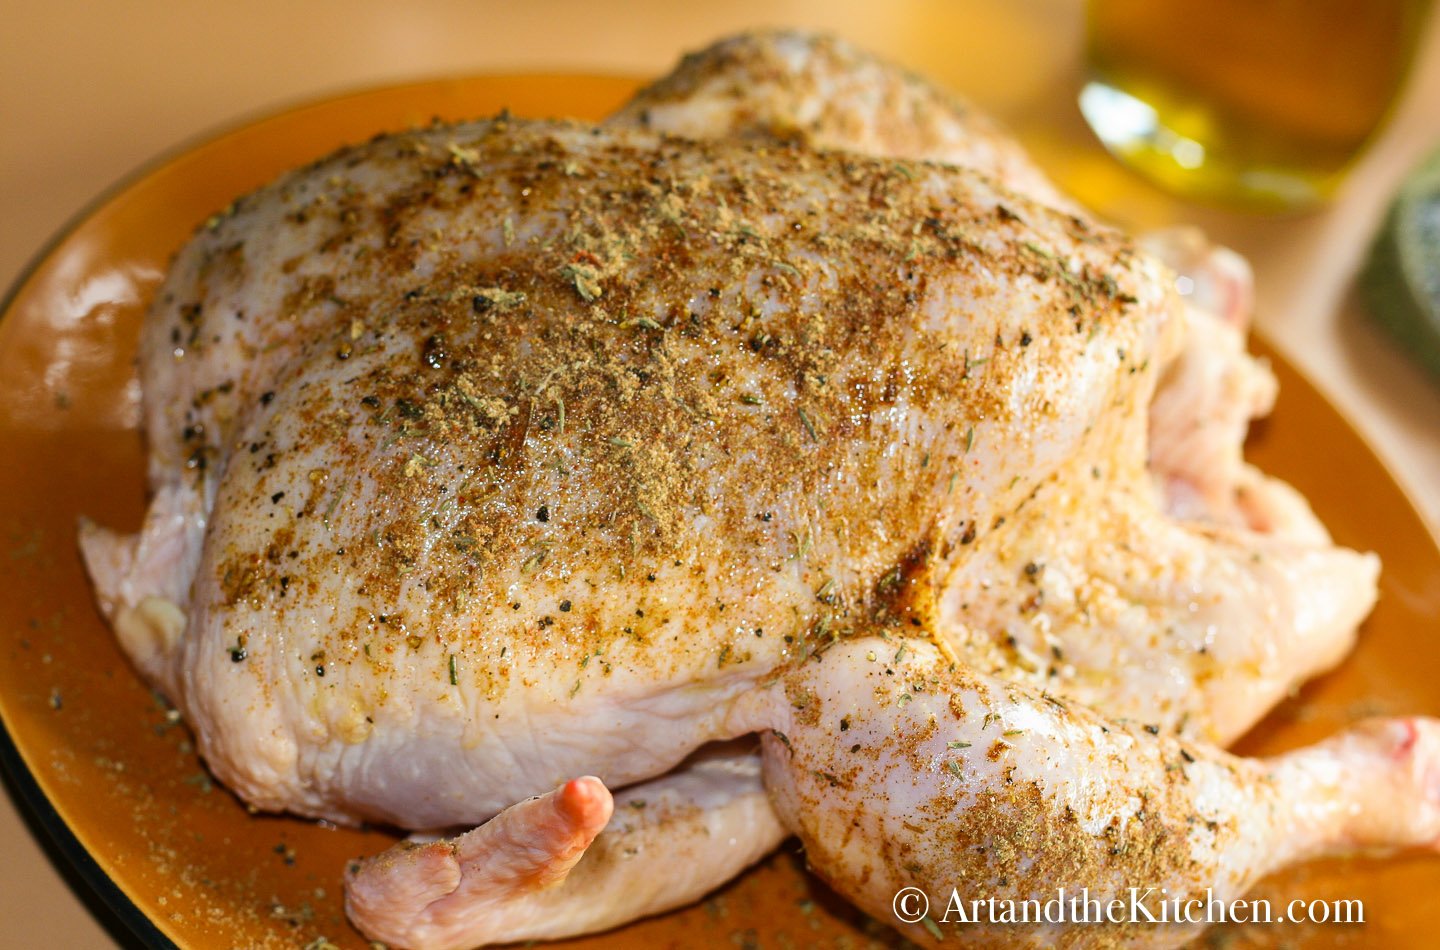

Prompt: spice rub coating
[{"left": 119, "top": 117, "right": 1171, "bottom": 826}]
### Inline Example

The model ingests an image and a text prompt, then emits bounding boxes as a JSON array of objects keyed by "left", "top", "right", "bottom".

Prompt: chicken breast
[{"left": 86, "top": 115, "right": 1175, "bottom": 825}]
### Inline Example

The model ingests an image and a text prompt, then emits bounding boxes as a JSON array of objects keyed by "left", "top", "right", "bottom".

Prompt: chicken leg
[{"left": 741, "top": 636, "right": 1440, "bottom": 948}]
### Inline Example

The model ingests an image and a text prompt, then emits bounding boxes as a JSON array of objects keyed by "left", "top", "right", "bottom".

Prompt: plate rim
[{"left": 0, "top": 721, "right": 171, "bottom": 949}]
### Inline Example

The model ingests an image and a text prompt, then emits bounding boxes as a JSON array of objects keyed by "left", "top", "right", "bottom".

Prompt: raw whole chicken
[{"left": 78, "top": 31, "right": 1439, "bottom": 950}]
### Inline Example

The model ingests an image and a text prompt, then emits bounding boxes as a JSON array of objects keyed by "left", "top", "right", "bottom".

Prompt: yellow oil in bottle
[{"left": 1081, "top": 0, "right": 1431, "bottom": 209}]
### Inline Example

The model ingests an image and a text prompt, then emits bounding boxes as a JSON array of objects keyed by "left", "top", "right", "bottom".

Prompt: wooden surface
[{"left": 2, "top": 2, "right": 1438, "bottom": 947}]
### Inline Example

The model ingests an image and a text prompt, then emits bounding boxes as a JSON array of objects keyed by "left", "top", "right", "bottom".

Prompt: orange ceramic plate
[{"left": 1, "top": 75, "right": 1438, "bottom": 949}]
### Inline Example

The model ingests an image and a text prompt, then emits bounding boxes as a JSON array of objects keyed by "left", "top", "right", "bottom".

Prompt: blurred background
[{"left": 3, "top": 1, "right": 1439, "bottom": 945}]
